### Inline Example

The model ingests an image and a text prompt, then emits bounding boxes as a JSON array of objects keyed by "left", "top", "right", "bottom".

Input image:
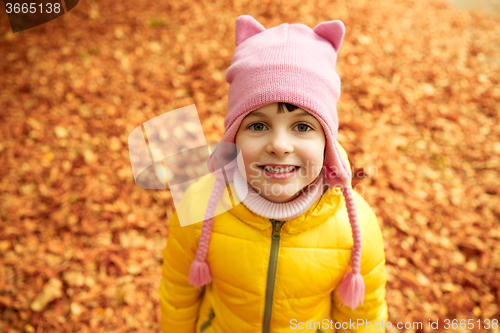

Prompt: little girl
[{"left": 159, "top": 15, "right": 388, "bottom": 333}]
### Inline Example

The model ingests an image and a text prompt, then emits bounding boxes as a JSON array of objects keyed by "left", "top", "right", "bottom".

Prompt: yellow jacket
[{"left": 159, "top": 142, "right": 388, "bottom": 333}]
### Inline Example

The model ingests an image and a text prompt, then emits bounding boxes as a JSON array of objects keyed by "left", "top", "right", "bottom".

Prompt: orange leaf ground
[{"left": 1, "top": 0, "right": 499, "bottom": 332}]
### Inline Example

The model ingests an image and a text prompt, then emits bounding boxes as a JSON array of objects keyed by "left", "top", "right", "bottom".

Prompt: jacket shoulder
[
  {"left": 172, "top": 173, "right": 228, "bottom": 228},
  {"left": 351, "top": 190, "right": 381, "bottom": 236}
]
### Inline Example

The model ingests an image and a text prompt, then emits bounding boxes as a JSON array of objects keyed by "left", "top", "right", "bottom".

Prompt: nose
[{"left": 265, "top": 129, "right": 294, "bottom": 156}]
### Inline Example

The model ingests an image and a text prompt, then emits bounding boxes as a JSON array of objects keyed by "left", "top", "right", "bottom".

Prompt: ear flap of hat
[
  {"left": 235, "top": 15, "right": 266, "bottom": 46},
  {"left": 323, "top": 140, "right": 352, "bottom": 188},
  {"left": 334, "top": 141, "right": 352, "bottom": 181},
  {"left": 313, "top": 20, "right": 346, "bottom": 52}
]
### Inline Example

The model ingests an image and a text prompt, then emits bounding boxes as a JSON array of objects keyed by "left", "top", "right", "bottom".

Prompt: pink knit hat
[{"left": 188, "top": 15, "right": 364, "bottom": 310}]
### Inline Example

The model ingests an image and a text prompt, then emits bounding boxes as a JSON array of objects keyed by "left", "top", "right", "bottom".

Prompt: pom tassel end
[
  {"left": 189, "top": 259, "right": 212, "bottom": 289},
  {"left": 336, "top": 271, "right": 365, "bottom": 310}
]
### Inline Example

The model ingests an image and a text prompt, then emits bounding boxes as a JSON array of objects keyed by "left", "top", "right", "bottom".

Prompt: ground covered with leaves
[{"left": 0, "top": 0, "right": 499, "bottom": 332}]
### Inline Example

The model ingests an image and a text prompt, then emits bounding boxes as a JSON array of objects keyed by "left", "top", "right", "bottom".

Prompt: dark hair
[{"left": 277, "top": 102, "right": 299, "bottom": 113}]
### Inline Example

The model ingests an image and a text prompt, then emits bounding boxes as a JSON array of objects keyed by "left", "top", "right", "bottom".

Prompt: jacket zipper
[
  {"left": 262, "top": 218, "right": 286, "bottom": 333},
  {"left": 200, "top": 308, "right": 215, "bottom": 332}
]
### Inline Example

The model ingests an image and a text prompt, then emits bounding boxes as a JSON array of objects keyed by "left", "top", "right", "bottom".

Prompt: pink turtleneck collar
[{"left": 232, "top": 167, "right": 327, "bottom": 221}]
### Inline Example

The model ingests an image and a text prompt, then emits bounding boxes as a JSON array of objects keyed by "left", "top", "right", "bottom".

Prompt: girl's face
[{"left": 235, "top": 103, "right": 326, "bottom": 203}]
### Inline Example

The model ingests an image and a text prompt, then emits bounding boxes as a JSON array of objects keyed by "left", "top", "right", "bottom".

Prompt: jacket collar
[{"left": 223, "top": 182, "right": 344, "bottom": 234}]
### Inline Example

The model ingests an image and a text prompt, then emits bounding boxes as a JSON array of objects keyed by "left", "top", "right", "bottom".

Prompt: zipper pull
[
  {"left": 270, "top": 219, "right": 286, "bottom": 239},
  {"left": 208, "top": 308, "right": 215, "bottom": 320}
]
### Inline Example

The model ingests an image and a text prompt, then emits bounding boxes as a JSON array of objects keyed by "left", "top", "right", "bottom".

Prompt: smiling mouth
[{"left": 259, "top": 166, "right": 301, "bottom": 173}]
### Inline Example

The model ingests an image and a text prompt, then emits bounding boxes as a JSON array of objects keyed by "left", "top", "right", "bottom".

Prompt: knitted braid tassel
[
  {"left": 188, "top": 176, "right": 226, "bottom": 289},
  {"left": 336, "top": 185, "right": 365, "bottom": 310}
]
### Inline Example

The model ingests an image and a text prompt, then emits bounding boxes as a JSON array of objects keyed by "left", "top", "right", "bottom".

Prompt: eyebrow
[{"left": 245, "top": 110, "right": 312, "bottom": 119}]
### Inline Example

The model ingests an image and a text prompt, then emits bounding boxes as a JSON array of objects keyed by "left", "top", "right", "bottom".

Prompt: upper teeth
[{"left": 264, "top": 166, "right": 296, "bottom": 173}]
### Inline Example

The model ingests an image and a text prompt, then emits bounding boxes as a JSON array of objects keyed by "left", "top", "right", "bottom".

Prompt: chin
[{"left": 260, "top": 190, "right": 300, "bottom": 203}]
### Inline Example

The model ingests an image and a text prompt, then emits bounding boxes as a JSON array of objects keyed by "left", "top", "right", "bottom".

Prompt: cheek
[
  {"left": 241, "top": 148, "right": 258, "bottom": 170},
  {"left": 305, "top": 143, "right": 326, "bottom": 172},
  {"left": 305, "top": 140, "right": 324, "bottom": 158},
  {"left": 236, "top": 141, "right": 256, "bottom": 163},
  {"left": 235, "top": 136, "right": 255, "bottom": 171}
]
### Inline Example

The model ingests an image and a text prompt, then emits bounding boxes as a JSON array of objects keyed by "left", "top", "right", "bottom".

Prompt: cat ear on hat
[
  {"left": 313, "top": 20, "right": 346, "bottom": 52},
  {"left": 235, "top": 15, "right": 266, "bottom": 46}
]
